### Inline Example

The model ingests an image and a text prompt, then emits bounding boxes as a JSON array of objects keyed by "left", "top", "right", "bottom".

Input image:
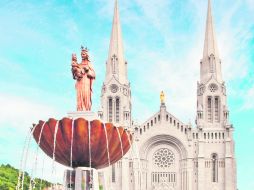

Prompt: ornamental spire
[
  {"left": 203, "top": 0, "right": 219, "bottom": 59},
  {"left": 106, "top": 0, "right": 127, "bottom": 84},
  {"left": 200, "top": 0, "right": 223, "bottom": 83}
]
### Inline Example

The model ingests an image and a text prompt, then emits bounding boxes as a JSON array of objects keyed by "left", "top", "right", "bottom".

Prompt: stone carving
[
  {"left": 72, "top": 47, "right": 96, "bottom": 111},
  {"left": 209, "top": 83, "right": 218, "bottom": 93}
]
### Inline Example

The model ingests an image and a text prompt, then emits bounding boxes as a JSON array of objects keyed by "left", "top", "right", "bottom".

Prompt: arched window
[
  {"left": 108, "top": 97, "right": 113, "bottom": 122},
  {"left": 215, "top": 97, "right": 220, "bottom": 122},
  {"left": 207, "top": 97, "right": 212, "bottom": 122},
  {"left": 212, "top": 154, "right": 218, "bottom": 182},
  {"left": 115, "top": 97, "right": 120, "bottom": 123}
]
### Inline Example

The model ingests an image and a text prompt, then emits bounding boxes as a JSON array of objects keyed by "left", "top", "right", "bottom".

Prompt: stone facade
[{"left": 98, "top": 0, "right": 237, "bottom": 190}]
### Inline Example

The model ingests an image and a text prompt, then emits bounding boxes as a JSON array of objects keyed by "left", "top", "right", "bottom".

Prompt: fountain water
[
  {"left": 69, "top": 119, "right": 75, "bottom": 189},
  {"left": 103, "top": 123, "right": 111, "bottom": 167},
  {"left": 39, "top": 156, "right": 45, "bottom": 190},
  {"left": 88, "top": 121, "right": 93, "bottom": 189},
  {"left": 18, "top": 118, "right": 132, "bottom": 190},
  {"left": 116, "top": 127, "right": 124, "bottom": 158},
  {"left": 51, "top": 121, "right": 60, "bottom": 189},
  {"left": 21, "top": 127, "right": 37, "bottom": 190},
  {"left": 29, "top": 122, "right": 46, "bottom": 189},
  {"left": 16, "top": 128, "right": 31, "bottom": 190}
]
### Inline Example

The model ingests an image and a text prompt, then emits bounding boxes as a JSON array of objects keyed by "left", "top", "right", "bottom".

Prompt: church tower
[
  {"left": 99, "top": 0, "right": 132, "bottom": 127},
  {"left": 98, "top": 2, "right": 131, "bottom": 189},
  {"left": 197, "top": 0, "right": 229, "bottom": 128},
  {"left": 196, "top": 1, "right": 237, "bottom": 189}
]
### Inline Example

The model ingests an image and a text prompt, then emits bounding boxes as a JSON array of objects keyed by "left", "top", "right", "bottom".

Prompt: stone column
[
  {"left": 121, "top": 156, "right": 130, "bottom": 190},
  {"left": 224, "top": 138, "right": 234, "bottom": 190},
  {"left": 133, "top": 158, "right": 140, "bottom": 190},
  {"left": 64, "top": 167, "right": 100, "bottom": 190},
  {"left": 187, "top": 158, "right": 193, "bottom": 190},
  {"left": 197, "top": 139, "right": 205, "bottom": 190},
  {"left": 224, "top": 127, "right": 236, "bottom": 190}
]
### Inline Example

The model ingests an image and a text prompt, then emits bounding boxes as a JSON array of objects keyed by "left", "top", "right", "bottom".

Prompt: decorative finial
[{"left": 160, "top": 91, "right": 165, "bottom": 105}]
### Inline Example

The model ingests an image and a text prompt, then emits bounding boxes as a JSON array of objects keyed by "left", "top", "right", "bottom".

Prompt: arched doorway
[
  {"left": 140, "top": 135, "right": 187, "bottom": 190},
  {"left": 153, "top": 182, "right": 174, "bottom": 190},
  {"left": 149, "top": 145, "right": 178, "bottom": 190}
]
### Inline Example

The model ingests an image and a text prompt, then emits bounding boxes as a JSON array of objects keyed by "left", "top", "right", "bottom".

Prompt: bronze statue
[{"left": 72, "top": 47, "right": 95, "bottom": 111}]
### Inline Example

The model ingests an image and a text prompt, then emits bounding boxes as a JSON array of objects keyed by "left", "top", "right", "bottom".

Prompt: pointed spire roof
[
  {"left": 106, "top": 0, "right": 127, "bottom": 84},
  {"left": 203, "top": 0, "right": 219, "bottom": 59}
]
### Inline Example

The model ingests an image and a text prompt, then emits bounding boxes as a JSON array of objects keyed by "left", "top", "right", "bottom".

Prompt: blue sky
[{"left": 0, "top": 0, "right": 253, "bottom": 189}]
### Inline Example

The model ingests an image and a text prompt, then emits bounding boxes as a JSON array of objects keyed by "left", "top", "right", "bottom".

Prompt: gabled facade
[{"left": 99, "top": 0, "right": 237, "bottom": 190}]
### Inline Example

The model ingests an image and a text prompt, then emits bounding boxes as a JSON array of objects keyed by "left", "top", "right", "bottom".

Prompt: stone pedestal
[
  {"left": 64, "top": 167, "right": 99, "bottom": 190},
  {"left": 68, "top": 111, "right": 99, "bottom": 121}
]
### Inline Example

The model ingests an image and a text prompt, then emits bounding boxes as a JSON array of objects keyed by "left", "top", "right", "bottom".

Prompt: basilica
[{"left": 97, "top": 0, "right": 237, "bottom": 189}]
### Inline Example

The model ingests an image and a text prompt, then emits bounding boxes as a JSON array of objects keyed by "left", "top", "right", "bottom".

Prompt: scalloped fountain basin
[{"left": 32, "top": 118, "right": 132, "bottom": 169}]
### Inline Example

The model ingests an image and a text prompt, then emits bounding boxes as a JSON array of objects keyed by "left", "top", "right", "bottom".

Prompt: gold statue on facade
[{"left": 160, "top": 91, "right": 165, "bottom": 104}]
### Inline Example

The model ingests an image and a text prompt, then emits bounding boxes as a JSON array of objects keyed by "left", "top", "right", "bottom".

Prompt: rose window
[
  {"left": 209, "top": 83, "right": 218, "bottom": 92},
  {"left": 153, "top": 148, "right": 175, "bottom": 168},
  {"left": 110, "top": 84, "right": 118, "bottom": 93}
]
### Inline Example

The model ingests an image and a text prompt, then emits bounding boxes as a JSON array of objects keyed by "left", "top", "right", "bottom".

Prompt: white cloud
[
  {"left": 123, "top": 0, "right": 254, "bottom": 123},
  {"left": 0, "top": 93, "right": 59, "bottom": 130},
  {"left": 0, "top": 93, "right": 67, "bottom": 182},
  {"left": 246, "top": 0, "right": 254, "bottom": 10}
]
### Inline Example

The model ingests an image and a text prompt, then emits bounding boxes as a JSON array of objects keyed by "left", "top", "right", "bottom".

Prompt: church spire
[
  {"left": 106, "top": 0, "right": 127, "bottom": 84},
  {"left": 203, "top": 0, "right": 219, "bottom": 58},
  {"left": 200, "top": 0, "right": 222, "bottom": 83}
]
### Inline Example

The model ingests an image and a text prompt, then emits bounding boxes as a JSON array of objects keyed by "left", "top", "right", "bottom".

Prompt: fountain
[{"left": 27, "top": 47, "right": 132, "bottom": 190}]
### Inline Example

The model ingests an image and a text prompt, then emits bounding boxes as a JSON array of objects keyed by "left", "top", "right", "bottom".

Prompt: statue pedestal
[
  {"left": 64, "top": 167, "right": 99, "bottom": 190},
  {"left": 68, "top": 111, "right": 99, "bottom": 121}
]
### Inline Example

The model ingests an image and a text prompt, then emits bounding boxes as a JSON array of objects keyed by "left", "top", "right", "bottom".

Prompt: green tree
[{"left": 0, "top": 164, "right": 53, "bottom": 190}]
